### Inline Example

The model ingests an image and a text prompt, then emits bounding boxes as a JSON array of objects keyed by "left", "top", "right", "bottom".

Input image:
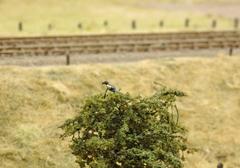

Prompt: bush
[{"left": 60, "top": 88, "right": 188, "bottom": 168}]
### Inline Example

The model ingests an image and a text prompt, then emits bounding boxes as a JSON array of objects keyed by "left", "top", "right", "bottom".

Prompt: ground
[{"left": 0, "top": 55, "right": 240, "bottom": 168}]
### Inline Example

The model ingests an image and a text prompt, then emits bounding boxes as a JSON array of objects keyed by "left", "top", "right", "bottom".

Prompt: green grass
[
  {"left": 0, "top": 56, "right": 240, "bottom": 168},
  {"left": 0, "top": 0, "right": 238, "bottom": 36}
]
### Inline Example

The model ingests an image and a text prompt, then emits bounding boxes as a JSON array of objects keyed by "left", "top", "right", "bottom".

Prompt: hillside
[
  {"left": 0, "top": 56, "right": 240, "bottom": 168},
  {"left": 0, "top": 0, "right": 239, "bottom": 36}
]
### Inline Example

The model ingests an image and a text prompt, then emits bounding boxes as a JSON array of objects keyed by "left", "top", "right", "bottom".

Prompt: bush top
[{"left": 61, "top": 88, "right": 187, "bottom": 168}]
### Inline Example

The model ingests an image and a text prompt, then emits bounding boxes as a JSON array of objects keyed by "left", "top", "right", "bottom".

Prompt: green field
[
  {"left": 0, "top": 56, "right": 240, "bottom": 168},
  {"left": 0, "top": 0, "right": 239, "bottom": 36}
]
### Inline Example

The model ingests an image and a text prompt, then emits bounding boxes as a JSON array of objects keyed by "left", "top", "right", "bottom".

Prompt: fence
[
  {"left": 17, "top": 18, "right": 240, "bottom": 32},
  {"left": 1, "top": 31, "right": 239, "bottom": 65}
]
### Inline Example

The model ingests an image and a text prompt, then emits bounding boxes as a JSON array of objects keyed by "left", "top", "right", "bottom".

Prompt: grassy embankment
[
  {"left": 0, "top": 56, "right": 240, "bottom": 168},
  {"left": 0, "top": 0, "right": 239, "bottom": 36}
]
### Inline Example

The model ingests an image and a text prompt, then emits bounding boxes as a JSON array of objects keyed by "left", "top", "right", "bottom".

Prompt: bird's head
[{"left": 102, "top": 81, "right": 109, "bottom": 85}]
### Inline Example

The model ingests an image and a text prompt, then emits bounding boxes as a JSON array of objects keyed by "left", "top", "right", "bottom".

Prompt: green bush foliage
[{"left": 60, "top": 88, "right": 188, "bottom": 168}]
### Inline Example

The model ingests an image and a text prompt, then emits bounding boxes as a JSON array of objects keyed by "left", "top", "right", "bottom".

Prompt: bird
[{"left": 102, "top": 81, "right": 117, "bottom": 98}]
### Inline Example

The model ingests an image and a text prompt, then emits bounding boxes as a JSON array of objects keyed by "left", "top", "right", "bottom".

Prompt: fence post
[
  {"left": 66, "top": 54, "right": 70, "bottom": 65},
  {"left": 212, "top": 19, "right": 217, "bottom": 29},
  {"left": 185, "top": 18, "right": 190, "bottom": 28},
  {"left": 18, "top": 22, "right": 23, "bottom": 31},
  {"left": 234, "top": 18, "right": 239, "bottom": 29},
  {"left": 103, "top": 20, "right": 108, "bottom": 27},
  {"left": 131, "top": 20, "right": 136, "bottom": 30},
  {"left": 48, "top": 24, "right": 53, "bottom": 31},
  {"left": 78, "top": 23, "right": 82, "bottom": 29},
  {"left": 159, "top": 20, "right": 164, "bottom": 28},
  {"left": 229, "top": 47, "right": 233, "bottom": 56}
]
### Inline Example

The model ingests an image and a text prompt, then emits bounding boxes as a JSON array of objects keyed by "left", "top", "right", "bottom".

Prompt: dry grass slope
[{"left": 0, "top": 56, "right": 240, "bottom": 168}]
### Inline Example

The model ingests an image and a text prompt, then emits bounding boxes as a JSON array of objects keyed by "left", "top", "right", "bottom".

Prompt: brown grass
[{"left": 0, "top": 55, "right": 240, "bottom": 168}]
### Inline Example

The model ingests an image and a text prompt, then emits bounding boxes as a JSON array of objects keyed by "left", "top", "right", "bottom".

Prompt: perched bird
[
  {"left": 102, "top": 81, "right": 117, "bottom": 97},
  {"left": 102, "top": 81, "right": 117, "bottom": 92}
]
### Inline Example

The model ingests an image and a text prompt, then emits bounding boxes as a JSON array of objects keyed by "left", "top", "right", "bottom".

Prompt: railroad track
[{"left": 0, "top": 30, "right": 240, "bottom": 57}]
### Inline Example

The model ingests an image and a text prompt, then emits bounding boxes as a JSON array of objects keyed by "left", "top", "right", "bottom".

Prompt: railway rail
[{"left": 0, "top": 30, "right": 240, "bottom": 57}]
